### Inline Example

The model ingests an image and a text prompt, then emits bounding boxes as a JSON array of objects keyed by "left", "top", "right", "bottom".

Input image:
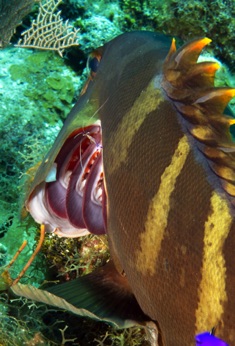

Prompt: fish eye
[
  {"left": 87, "top": 51, "right": 102, "bottom": 77},
  {"left": 88, "top": 56, "right": 100, "bottom": 73}
]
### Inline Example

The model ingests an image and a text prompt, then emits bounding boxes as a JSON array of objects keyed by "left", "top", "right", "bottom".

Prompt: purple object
[{"left": 196, "top": 332, "right": 229, "bottom": 346}]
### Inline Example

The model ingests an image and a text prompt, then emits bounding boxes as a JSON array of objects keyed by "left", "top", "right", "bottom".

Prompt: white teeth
[{"left": 45, "top": 163, "right": 57, "bottom": 182}]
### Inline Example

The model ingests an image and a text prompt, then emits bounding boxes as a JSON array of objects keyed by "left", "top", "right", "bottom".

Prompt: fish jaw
[{"left": 27, "top": 122, "right": 106, "bottom": 237}]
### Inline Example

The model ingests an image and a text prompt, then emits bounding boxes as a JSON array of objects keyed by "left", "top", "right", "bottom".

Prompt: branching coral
[
  {"left": 16, "top": 0, "right": 80, "bottom": 57},
  {"left": 41, "top": 233, "right": 110, "bottom": 281}
]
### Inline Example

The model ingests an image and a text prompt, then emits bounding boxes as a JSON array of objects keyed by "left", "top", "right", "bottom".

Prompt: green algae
[{"left": 9, "top": 51, "right": 76, "bottom": 122}]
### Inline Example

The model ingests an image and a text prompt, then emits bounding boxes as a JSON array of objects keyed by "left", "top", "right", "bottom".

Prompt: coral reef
[
  {"left": 120, "top": 0, "right": 235, "bottom": 71},
  {"left": 0, "top": 47, "right": 81, "bottom": 207},
  {"left": 158, "top": 0, "right": 235, "bottom": 71},
  {"left": 0, "top": 0, "right": 234, "bottom": 345},
  {"left": 0, "top": 289, "right": 149, "bottom": 345},
  {"left": 9, "top": 50, "right": 79, "bottom": 122},
  {"left": 42, "top": 233, "right": 110, "bottom": 281}
]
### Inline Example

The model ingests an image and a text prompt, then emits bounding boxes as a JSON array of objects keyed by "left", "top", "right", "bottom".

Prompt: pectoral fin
[{"left": 11, "top": 261, "right": 149, "bottom": 329}]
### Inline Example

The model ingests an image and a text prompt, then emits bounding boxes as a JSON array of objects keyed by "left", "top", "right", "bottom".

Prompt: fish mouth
[{"left": 27, "top": 121, "right": 106, "bottom": 237}]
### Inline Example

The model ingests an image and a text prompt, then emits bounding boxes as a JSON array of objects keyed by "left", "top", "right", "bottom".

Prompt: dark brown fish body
[
  {"left": 97, "top": 32, "right": 235, "bottom": 345},
  {"left": 13, "top": 32, "right": 235, "bottom": 345}
]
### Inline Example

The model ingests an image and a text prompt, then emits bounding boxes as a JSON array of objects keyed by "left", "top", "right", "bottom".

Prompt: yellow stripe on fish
[
  {"left": 196, "top": 191, "right": 233, "bottom": 333},
  {"left": 136, "top": 135, "right": 190, "bottom": 276},
  {"left": 106, "top": 79, "right": 164, "bottom": 175}
]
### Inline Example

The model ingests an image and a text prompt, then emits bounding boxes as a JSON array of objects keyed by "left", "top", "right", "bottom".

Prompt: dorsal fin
[
  {"left": 194, "top": 88, "right": 235, "bottom": 113},
  {"left": 162, "top": 37, "right": 235, "bottom": 203},
  {"left": 182, "top": 61, "right": 220, "bottom": 88}
]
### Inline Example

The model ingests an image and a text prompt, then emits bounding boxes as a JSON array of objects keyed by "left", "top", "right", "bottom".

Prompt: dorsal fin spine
[{"left": 162, "top": 37, "right": 235, "bottom": 202}]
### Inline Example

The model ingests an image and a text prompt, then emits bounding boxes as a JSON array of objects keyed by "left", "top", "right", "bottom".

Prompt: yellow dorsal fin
[
  {"left": 162, "top": 37, "right": 235, "bottom": 204},
  {"left": 164, "top": 37, "right": 176, "bottom": 65},
  {"left": 164, "top": 37, "right": 211, "bottom": 74},
  {"left": 195, "top": 88, "right": 235, "bottom": 113},
  {"left": 174, "top": 37, "right": 211, "bottom": 68},
  {"left": 182, "top": 61, "right": 220, "bottom": 88}
]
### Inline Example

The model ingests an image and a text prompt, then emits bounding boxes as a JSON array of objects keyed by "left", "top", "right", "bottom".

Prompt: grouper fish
[{"left": 11, "top": 32, "right": 235, "bottom": 345}]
